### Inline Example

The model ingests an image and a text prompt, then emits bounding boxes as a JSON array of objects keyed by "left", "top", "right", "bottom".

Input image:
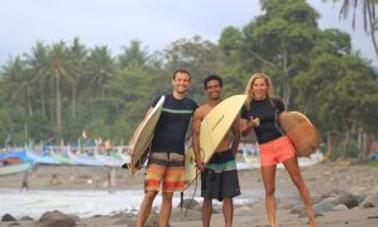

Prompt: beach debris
[
  {"left": 36, "top": 210, "right": 75, "bottom": 227},
  {"left": 1, "top": 214, "right": 16, "bottom": 222},
  {"left": 333, "top": 204, "right": 348, "bottom": 211},
  {"left": 361, "top": 194, "right": 378, "bottom": 208},
  {"left": 20, "top": 216, "right": 33, "bottom": 221},
  {"left": 335, "top": 192, "right": 359, "bottom": 208},
  {"left": 314, "top": 197, "right": 338, "bottom": 213}
]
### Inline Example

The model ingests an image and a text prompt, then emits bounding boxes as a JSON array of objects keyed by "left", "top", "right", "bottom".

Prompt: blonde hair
[{"left": 244, "top": 73, "right": 275, "bottom": 110}]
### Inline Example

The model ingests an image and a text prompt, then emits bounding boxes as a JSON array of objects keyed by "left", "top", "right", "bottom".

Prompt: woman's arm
[{"left": 240, "top": 117, "right": 260, "bottom": 136}]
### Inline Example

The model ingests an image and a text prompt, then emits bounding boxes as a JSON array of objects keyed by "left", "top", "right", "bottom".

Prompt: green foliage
[
  {"left": 227, "top": 0, "right": 322, "bottom": 105},
  {"left": 219, "top": 26, "right": 243, "bottom": 57}
]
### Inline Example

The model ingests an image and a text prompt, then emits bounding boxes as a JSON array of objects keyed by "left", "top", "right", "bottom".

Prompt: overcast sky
[{"left": 0, "top": 0, "right": 375, "bottom": 66}]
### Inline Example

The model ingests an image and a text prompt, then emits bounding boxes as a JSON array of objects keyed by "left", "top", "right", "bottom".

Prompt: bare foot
[{"left": 308, "top": 218, "right": 317, "bottom": 227}]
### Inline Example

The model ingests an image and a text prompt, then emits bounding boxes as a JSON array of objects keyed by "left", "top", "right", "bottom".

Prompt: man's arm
[
  {"left": 191, "top": 108, "right": 203, "bottom": 170},
  {"left": 127, "top": 107, "right": 153, "bottom": 156},
  {"left": 231, "top": 116, "right": 241, "bottom": 157}
]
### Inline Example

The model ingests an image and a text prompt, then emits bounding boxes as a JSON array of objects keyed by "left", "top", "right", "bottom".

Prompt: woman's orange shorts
[{"left": 258, "top": 136, "right": 296, "bottom": 166}]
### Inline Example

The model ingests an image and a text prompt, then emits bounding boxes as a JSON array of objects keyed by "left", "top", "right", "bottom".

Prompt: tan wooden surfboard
[
  {"left": 279, "top": 111, "right": 321, "bottom": 157},
  {"left": 124, "top": 96, "right": 165, "bottom": 174},
  {"left": 184, "top": 95, "right": 247, "bottom": 187}
]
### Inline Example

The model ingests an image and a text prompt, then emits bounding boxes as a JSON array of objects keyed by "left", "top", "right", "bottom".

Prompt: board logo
[{"left": 211, "top": 114, "right": 225, "bottom": 131}]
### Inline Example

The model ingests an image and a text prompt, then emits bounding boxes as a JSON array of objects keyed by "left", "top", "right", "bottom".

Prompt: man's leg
[
  {"left": 202, "top": 198, "right": 212, "bottom": 227},
  {"left": 159, "top": 191, "right": 174, "bottom": 227},
  {"left": 261, "top": 165, "right": 277, "bottom": 227},
  {"left": 223, "top": 197, "right": 233, "bottom": 227},
  {"left": 159, "top": 152, "right": 185, "bottom": 227},
  {"left": 136, "top": 190, "right": 158, "bottom": 227}
]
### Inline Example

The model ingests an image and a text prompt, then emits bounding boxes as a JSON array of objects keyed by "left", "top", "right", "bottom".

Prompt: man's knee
[
  {"left": 145, "top": 190, "right": 158, "bottom": 200},
  {"left": 203, "top": 198, "right": 212, "bottom": 206},
  {"left": 162, "top": 192, "right": 174, "bottom": 202},
  {"left": 223, "top": 197, "right": 233, "bottom": 203}
]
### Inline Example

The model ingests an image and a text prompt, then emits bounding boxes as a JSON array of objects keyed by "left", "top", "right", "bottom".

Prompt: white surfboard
[{"left": 124, "top": 96, "right": 165, "bottom": 174}]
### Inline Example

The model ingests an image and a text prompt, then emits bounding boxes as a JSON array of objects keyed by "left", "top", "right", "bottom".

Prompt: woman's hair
[{"left": 244, "top": 73, "right": 275, "bottom": 109}]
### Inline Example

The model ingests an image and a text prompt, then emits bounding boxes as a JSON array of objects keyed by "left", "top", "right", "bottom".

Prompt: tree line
[{"left": 1, "top": 0, "right": 377, "bottom": 160}]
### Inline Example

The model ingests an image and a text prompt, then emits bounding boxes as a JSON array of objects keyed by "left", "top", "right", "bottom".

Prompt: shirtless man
[{"left": 192, "top": 74, "right": 241, "bottom": 227}]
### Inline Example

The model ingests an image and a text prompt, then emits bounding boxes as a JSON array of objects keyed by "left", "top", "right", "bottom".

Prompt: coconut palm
[
  {"left": 119, "top": 40, "right": 149, "bottom": 69},
  {"left": 338, "top": 0, "right": 378, "bottom": 60},
  {"left": 86, "top": 46, "right": 114, "bottom": 98},
  {"left": 69, "top": 37, "right": 88, "bottom": 119},
  {"left": 42, "top": 41, "right": 73, "bottom": 136},
  {"left": 27, "top": 41, "right": 49, "bottom": 119},
  {"left": 2, "top": 56, "right": 34, "bottom": 117}
]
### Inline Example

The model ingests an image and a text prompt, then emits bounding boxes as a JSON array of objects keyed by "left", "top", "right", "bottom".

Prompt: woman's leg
[{"left": 283, "top": 157, "right": 316, "bottom": 226}]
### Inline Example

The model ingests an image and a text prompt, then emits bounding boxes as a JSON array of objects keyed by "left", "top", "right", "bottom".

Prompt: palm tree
[
  {"left": 86, "top": 46, "right": 114, "bottom": 98},
  {"left": 27, "top": 41, "right": 49, "bottom": 119},
  {"left": 338, "top": 0, "right": 378, "bottom": 61},
  {"left": 2, "top": 56, "right": 34, "bottom": 117},
  {"left": 69, "top": 37, "right": 88, "bottom": 119},
  {"left": 42, "top": 41, "right": 73, "bottom": 136},
  {"left": 119, "top": 40, "right": 149, "bottom": 69}
]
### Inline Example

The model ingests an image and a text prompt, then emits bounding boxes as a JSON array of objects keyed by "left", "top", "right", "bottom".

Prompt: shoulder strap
[{"left": 269, "top": 98, "right": 286, "bottom": 136}]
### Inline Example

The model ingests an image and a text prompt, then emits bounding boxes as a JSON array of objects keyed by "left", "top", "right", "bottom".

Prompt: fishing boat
[
  {"left": 50, "top": 147, "right": 76, "bottom": 165},
  {"left": 66, "top": 146, "right": 104, "bottom": 166},
  {"left": 0, "top": 161, "right": 33, "bottom": 176},
  {"left": 0, "top": 149, "right": 30, "bottom": 162},
  {"left": 94, "top": 148, "right": 129, "bottom": 167},
  {"left": 25, "top": 146, "right": 61, "bottom": 165}
]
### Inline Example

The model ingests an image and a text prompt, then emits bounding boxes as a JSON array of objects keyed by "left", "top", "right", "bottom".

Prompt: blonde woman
[{"left": 240, "top": 73, "right": 316, "bottom": 227}]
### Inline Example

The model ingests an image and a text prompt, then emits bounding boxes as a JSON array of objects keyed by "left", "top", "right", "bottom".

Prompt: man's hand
[
  {"left": 195, "top": 159, "right": 204, "bottom": 172},
  {"left": 127, "top": 146, "right": 134, "bottom": 156}
]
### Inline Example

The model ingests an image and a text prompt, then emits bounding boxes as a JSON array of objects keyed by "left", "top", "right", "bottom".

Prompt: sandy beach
[{"left": 1, "top": 161, "right": 378, "bottom": 226}]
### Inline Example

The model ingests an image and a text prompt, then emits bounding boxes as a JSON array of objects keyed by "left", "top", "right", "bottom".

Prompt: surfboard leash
[
  {"left": 183, "top": 169, "right": 199, "bottom": 218},
  {"left": 181, "top": 148, "right": 204, "bottom": 218}
]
